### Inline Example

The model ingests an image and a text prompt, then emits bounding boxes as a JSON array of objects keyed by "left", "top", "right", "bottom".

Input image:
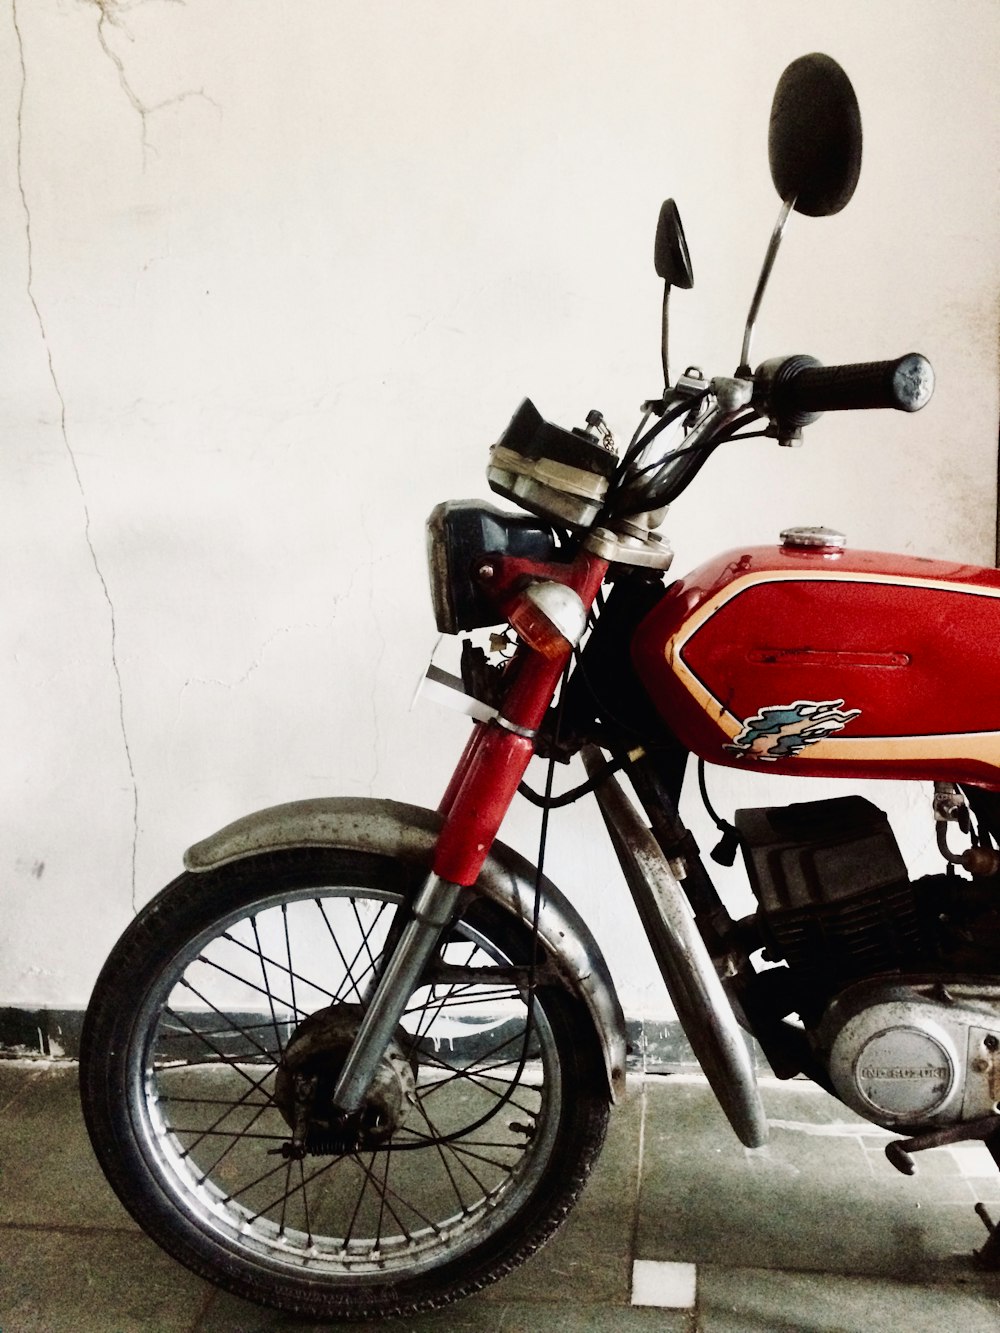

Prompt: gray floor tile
[
  {"left": 0, "top": 1062, "right": 136, "bottom": 1230},
  {"left": 0, "top": 1225, "right": 212, "bottom": 1332},
  {"left": 199, "top": 1290, "right": 691, "bottom": 1332},
  {"left": 637, "top": 1078, "right": 994, "bottom": 1282},
  {"left": 478, "top": 1077, "right": 645, "bottom": 1305},
  {"left": 6, "top": 1061, "right": 1000, "bottom": 1332},
  {"left": 197, "top": 1085, "right": 648, "bottom": 1329},
  {"left": 698, "top": 1263, "right": 1000, "bottom": 1333}
]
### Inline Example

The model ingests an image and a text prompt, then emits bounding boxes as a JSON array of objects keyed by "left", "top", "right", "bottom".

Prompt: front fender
[{"left": 184, "top": 797, "right": 626, "bottom": 1101}]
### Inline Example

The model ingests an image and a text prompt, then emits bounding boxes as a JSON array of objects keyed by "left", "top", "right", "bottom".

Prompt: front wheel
[{"left": 80, "top": 847, "right": 610, "bottom": 1321}]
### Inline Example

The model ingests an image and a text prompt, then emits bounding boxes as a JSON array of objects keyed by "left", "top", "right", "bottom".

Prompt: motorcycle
[{"left": 79, "top": 52, "right": 1000, "bottom": 1321}]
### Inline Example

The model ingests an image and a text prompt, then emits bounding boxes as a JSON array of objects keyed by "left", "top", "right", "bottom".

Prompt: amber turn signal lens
[{"left": 507, "top": 582, "right": 587, "bottom": 658}]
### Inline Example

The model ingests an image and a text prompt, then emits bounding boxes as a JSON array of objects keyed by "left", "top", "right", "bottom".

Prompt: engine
[{"left": 737, "top": 795, "right": 1000, "bottom": 1130}]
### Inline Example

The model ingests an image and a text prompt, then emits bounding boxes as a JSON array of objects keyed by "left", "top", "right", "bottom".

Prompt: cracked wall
[{"left": 1, "top": 0, "right": 999, "bottom": 1012}]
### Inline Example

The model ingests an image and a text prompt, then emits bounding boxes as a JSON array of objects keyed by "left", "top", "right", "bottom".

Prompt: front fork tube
[
  {"left": 330, "top": 872, "right": 462, "bottom": 1113},
  {"left": 329, "top": 716, "right": 539, "bottom": 1115},
  {"left": 328, "top": 719, "right": 536, "bottom": 1115},
  {"left": 329, "top": 550, "right": 608, "bottom": 1117}
]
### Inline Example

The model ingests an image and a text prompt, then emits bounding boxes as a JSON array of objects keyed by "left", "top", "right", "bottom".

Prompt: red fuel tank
[{"left": 631, "top": 537, "right": 1000, "bottom": 789}]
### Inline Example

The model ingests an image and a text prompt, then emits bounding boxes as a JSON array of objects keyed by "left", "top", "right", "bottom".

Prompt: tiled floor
[{"left": 2, "top": 1061, "right": 1000, "bottom": 1331}]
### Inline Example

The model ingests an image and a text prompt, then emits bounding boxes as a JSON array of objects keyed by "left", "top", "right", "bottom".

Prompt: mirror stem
[
  {"left": 661, "top": 283, "right": 672, "bottom": 390},
  {"left": 738, "top": 196, "right": 794, "bottom": 376}
]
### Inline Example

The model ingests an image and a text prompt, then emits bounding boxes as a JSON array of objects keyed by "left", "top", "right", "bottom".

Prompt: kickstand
[
  {"left": 974, "top": 1202, "right": 1000, "bottom": 1269},
  {"left": 884, "top": 1115, "right": 1000, "bottom": 1270}
]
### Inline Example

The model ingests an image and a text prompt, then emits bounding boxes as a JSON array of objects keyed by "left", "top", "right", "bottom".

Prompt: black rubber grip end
[{"left": 772, "top": 353, "right": 934, "bottom": 415}]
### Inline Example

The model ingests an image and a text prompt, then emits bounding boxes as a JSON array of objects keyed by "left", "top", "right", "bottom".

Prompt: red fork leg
[{"left": 433, "top": 552, "right": 607, "bottom": 886}]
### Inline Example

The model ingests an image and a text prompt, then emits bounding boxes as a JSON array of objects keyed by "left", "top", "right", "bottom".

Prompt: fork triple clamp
[{"left": 885, "top": 1114, "right": 1000, "bottom": 1270}]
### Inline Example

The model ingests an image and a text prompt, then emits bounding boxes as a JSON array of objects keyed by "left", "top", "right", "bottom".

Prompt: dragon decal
[{"left": 726, "top": 698, "right": 861, "bottom": 761}]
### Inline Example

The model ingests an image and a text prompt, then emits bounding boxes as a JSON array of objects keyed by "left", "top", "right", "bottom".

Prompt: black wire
[
  {"left": 618, "top": 396, "right": 695, "bottom": 473},
  {"left": 521, "top": 658, "right": 574, "bottom": 1082},
  {"left": 393, "top": 667, "right": 573, "bottom": 1153},
  {"left": 697, "top": 758, "right": 729, "bottom": 833},
  {"left": 627, "top": 435, "right": 713, "bottom": 482},
  {"left": 518, "top": 753, "right": 624, "bottom": 809}
]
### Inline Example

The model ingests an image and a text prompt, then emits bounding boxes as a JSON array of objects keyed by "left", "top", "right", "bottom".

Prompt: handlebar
[
  {"left": 757, "top": 352, "right": 934, "bottom": 420},
  {"left": 607, "top": 348, "right": 935, "bottom": 518}
]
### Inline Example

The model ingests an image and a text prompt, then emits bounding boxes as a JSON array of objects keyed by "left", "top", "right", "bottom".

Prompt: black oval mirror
[
  {"left": 769, "top": 53, "right": 862, "bottom": 217},
  {"left": 654, "top": 199, "right": 694, "bottom": 288}
]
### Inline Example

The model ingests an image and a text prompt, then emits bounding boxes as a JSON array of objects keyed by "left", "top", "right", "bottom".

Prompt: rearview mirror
[
  {"left": 769, "top": 53, "right": 862, "bottom": 216},
  {"left": 654, "top": 199, "right": 694, "bottom": 288}
]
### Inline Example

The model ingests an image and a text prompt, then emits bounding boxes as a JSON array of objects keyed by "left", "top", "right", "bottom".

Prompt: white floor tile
[
  {"left": 631, "top": 1258, "right": 697, "bottom": 1308},
  {"left": 947, "top": 1141, "right": 996, "bottom": 1177}
]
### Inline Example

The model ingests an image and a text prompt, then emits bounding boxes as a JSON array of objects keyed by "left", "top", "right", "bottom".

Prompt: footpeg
[{"left": 884, "top": 1113, "right": 1000, "bottom": 1176}]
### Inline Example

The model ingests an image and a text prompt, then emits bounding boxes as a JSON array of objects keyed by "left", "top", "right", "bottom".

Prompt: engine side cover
[{"left": 818, "top": 979, "right": 1000, "bottom": 1129}]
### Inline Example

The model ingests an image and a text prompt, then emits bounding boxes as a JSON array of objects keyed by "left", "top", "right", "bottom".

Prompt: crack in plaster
[
  {"left": 175, "top": 621, "right": 332, "bottom": 700},
  {"left": 90, "top": 0, "right": 219, "bottom": 165},
  {"left": 13, "top": 0, "right": 140, "bottom": 908}
]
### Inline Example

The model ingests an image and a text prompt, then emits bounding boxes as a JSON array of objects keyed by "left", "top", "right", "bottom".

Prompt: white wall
[{"left": 2, "top": 0, "right": 998, "bottom": 1013}]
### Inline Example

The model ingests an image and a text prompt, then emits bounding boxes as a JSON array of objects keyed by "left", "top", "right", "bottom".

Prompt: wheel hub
[{"left": 273, "top": 1004, "right": 417, "bottom": 1156}]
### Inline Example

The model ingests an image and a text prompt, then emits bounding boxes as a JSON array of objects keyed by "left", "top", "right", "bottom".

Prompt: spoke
[
  {"left": 277, "top": 1154, "right": 293, "bottom": 1236},
  {"left": 159, "top": 1063, "right": 277, "bottom": 1166},
  {"left": 157, "top": 1016, "right": 285, "bottom": 1046},
  {"left": 409, "top": 1096, "right": 493, "bottom": 1207},
  {"left": 345, "top": 1151, "right": 438, "bottom": 1236},
  {"left": 414, "top": 1134, "right": 521, "bottom": 1176},
  {"left": 298, "top": 1155, "right": 313, "bottom": 1246},
  {"left": 375, "top": 1142, "right": 394, "bottom": 1243},
  {"left": 235, "top": 1149, "right": 343, "bottom": 1215},
  {"left": 162, "top": 1007, "right": 276, "bottom": 1097},
  {"left": 176, "top": 980, "right": 277, "bottom": 1062},
  {"left": 220, "top": 930, "right": 345, "bottom": 1012},
  {"left": 346, "top": 897, "right": 387, "bottom": 1001},
  {"left": 282, "top": 904, "right": 298, "bottom": 1023},
  {"left": 253, "top": 916, "right": 287, "bottom": 1057},
  {"left": 316, "top": 896, "right": 388, "bottom": 1003},
  {"left": 408, "top": 985, "right": 523, "bottom": 1014},
  {"left": 168, "top": 1127, "right": 289, "bottom": 1141},
  {"left": 185, "top": 955, "right": 299, "bottom": 1025},
  {"left": 195, "top": 1098, "right": 275, "bottom": 1182},
  {"left": 159, "top": 1094, "right": 275, "bottom": 1108},
  {"left": 344, "top": 1152, "right": 376, "bottom": 1245}
]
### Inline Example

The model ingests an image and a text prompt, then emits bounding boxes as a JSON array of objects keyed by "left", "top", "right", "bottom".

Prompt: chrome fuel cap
[{"left": 780, "top": 525, "right": 846, "bottom": 549}]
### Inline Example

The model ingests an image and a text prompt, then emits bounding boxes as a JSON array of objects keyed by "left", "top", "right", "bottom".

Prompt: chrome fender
[{"left": 184, "top": 797, "right": 626, "bottom": 1101}]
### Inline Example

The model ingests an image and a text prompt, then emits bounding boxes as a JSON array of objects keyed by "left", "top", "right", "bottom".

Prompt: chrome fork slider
[{"left": 329, "top": 872, "right": 463, "bottom": 1114}]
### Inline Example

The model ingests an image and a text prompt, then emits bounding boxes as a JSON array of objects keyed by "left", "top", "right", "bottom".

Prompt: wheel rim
[{"left": 124, "top": 878, "right": 563, "bottom": 1282}]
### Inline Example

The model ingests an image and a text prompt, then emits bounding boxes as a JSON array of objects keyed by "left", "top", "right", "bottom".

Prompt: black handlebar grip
[{"left": 765, "top": 353, "right": 934, "bottom": 416}]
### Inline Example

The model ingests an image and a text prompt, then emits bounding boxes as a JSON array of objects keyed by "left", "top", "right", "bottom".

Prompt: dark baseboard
[
  {"left": 0, "top": 1007, "right": 86, "bottom": 1060},
  {"left": 0, "top": 1005, "right": 767, "bottom": 1073}
]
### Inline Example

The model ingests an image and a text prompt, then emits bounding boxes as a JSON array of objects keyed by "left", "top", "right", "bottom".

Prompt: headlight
[{"left": 425, "top": 501, "right": 559, "bottom": 634}]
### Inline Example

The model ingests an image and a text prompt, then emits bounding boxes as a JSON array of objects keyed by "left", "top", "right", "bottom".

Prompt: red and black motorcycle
[{"left": 80, "top": 54, "right": 1000, "bottom": 1320}]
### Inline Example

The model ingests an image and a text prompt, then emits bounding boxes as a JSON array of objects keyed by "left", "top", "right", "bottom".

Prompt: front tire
[{"left": 80, "top": 847, "right": 610, "bottom": 1320}]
